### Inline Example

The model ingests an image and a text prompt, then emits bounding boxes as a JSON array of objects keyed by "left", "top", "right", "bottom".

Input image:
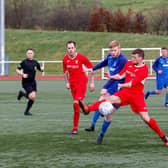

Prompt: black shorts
[{"left": 22, "top": 81, "right": 37, "bottom": 95}]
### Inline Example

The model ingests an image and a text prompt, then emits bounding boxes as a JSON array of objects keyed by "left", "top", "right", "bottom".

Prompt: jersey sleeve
[
  {"left": 36, "top": 61, "right": 41, "bottom": 71},
  {"left": 93, "top": 57, "right": 108, "bottom": 71},
  {"left": 62, "top": 58, "right": 67, "bottom": 73},
  {"left": 17, "top": 61, "right": 24, "bottom": 70},
  {"left": 131, "top": 66, "right": 148, "bottom": 86},
  {"left": 118, "top": 62, "right": 128, "bottom": 78},
  {"left": 152, "top": 57, "right": 160, "bottom": 72},
  {"left": 113, "top": 55, "right": 128, "bottom": 74},
  {"left": 103, "top": 79, "right": 114, "bottom": 89},
  {"left": 80, "top": 55, "right": 93, "bottom": 68}
]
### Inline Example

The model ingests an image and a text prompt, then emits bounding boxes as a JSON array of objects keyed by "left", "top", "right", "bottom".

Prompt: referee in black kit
[{"left": 16, "top": 48, "right": 44, "bottom": 116}]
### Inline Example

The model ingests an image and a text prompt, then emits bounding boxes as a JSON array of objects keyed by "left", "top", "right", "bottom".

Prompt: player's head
[
  {"left": 161, "top": 47, "right": 168, "bottom": 57},
  {"left": 109, "top": 40, "right": 121, "bottom": 58},
  {"left": 66, "top": 40, "right": 77, "bottom": 57},
  {"left": 131, "top": 48, "right": 144, "bottom": 65},
  {"left": 26, "top": 48, "right": 34, "bottom": 60}
]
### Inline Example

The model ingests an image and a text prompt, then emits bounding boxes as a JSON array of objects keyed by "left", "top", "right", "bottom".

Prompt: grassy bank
[{"left": 5, "top": 29, "right": 168, "bottom": 75}]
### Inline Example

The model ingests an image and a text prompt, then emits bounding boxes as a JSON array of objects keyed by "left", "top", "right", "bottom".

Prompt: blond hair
[{"left": 109, "top": 40, "right": 120, "bottom": 49}]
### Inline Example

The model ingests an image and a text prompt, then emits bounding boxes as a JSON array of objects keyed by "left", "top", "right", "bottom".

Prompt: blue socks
[
  {"left": 148, "top": 90, "right": 157, "bottom": 94},
  {"left": 100, "top": 119, "right": 112, "bottom": 136},
  {"left": 165, "top": 93, "right": 168, "bottom": 104},
  {"left": 91, "top": 110, "right": 101, "bottom": 126}
]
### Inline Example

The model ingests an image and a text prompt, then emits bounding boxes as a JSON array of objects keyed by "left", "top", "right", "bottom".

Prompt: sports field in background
[{"left": 0, "top": 79, "right": 168, "bottom": 168}]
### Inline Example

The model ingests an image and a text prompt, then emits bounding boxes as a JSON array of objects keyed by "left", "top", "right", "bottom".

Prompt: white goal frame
[{"left": 101, "top": 48, "right": 161, "bottom": 80}]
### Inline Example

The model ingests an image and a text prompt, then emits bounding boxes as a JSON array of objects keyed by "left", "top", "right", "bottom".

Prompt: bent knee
[
  {"left": 28, "top": 92, "right": 36, "bottom": 100},
  {"left": 156, "top": 90, "right": 162, "bottom": 94}
]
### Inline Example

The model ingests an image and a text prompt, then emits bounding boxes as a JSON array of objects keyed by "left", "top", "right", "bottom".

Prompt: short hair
[
  {"left": 26, "top": 48, "right": 34, "bottom": 52},
  {"left": 132, "top": 48, "right": 144, "bottom": 59},
  {"left": 109, "top": 40, "right": 120, "bottom": 49},
  {"left": 66, "top": 40, "right": 76, "bottom": 47},
  {"left": 161, "top": 47, "right": 167, "bottom": 50}
]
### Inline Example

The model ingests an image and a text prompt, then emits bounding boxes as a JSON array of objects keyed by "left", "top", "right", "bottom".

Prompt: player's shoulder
[
  {"left": 126, "top": 60, "right": 132, "bottom": 65},
  {"left": 119, "top": 53, "right": 128, "bottom": 61},
  {"left": 63, "top": 54, "right": 69, "bottom": 61},
  {"left": 77, "top": 53, "right": 86, "bottom": 58}
]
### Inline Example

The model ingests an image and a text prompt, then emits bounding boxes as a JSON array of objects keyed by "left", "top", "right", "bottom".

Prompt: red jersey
[
  {"left": 63, "top": 53, "right": 93, "bottom": 83},
  {"left": 118, "top": 60, "right": 148, "bottom": 93}
]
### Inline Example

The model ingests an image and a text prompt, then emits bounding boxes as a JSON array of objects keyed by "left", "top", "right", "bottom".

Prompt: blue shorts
[
  {"left": 156, "top": 78, "right": 168, "bottom": 90},
  {"left": 107, "top": 82, "right": 120, "bottom": 110}
]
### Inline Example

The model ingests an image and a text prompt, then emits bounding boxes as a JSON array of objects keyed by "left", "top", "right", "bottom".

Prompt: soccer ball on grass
[{"left": 99, "top": 101, "right": 114, "bottom": 116}]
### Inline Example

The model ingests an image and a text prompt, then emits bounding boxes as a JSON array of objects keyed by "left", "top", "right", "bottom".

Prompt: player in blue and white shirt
[
  {"left": 85, "top": 40, "right": 128, "bottom": 144},
  {"left": 145, "top": 47, "right": 168, "bottom": 106}
]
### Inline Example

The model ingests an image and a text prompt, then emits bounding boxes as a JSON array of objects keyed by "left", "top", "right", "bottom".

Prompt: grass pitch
[{"left": 0, "top": 79, "right": 168, "bottom": 168}]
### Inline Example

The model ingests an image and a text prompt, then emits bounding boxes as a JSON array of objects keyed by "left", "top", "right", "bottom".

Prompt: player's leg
[
  {"left": 96, "top": 108, "right": 117, "bottom": 145},
  {"left": 17, "top": 90, "right": 28, "bottom": 100},
  {"left": 145, "top": 79, "right": 163, "bottom": 99},
  {"left": 70, "top": 100, "right": 80, "bottom": 134},
  {"left": 85, "top": 110, "right": 101, "bottom": 131},
  {"left": 24, "top": 91, "right": 36, "bottom": 115},
  {"left": 131, "top": 94, "right": 168, "bottom": 146},
  {"left": 69, "top": 83, "right": 79, "bottom": 134},
  {"left": 139, "top": 112, "right": 168, "bottom": 146},
  {"left": 71, "top": 82, "right": 87, "bottom": 134},
  {"left": 145, "top": 90, "right": 162, "bottom": 99},
  {"left": 85, "top": 93, "right": 109, "bottom": 132},
  {"left": 23, "top": 82, "right": 36, "bottom": 116},
  {"left": 164, "top": 86, "right": 168, "bottom": 107},
  {"left": 79, "top": 94, "right": 121, "bottom": 114}
]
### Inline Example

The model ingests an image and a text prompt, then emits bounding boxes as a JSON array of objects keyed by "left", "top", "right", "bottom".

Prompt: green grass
[
  {"left": 6, "top": 29, "right": 168, "bottom": 61},
  {"left": 0, "top": 79, "right": 168, "bottom": 168},
  {"left": 49, "top": 0, "right": 168, "bottom": 13},
  {"left": 6, "top": 29, "right": 168, "bottom": 75},
  {"left": 97, "top": 0, "right": 168, "bottom": 13}
]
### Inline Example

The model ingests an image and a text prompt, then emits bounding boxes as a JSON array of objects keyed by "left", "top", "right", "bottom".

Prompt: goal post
[{"left": 101, "top": 48, "right": 161, "bottom": 80}]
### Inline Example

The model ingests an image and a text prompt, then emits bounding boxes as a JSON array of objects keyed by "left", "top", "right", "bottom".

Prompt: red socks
[
  {"left": 88, "top": 100, "right": 106, "bottom": 112},
  {"left": 73, "top": 102, "right": 80, "bottom": 130},
  {"left": 147, "top": 118, "right": 164, "bottom": 138}
]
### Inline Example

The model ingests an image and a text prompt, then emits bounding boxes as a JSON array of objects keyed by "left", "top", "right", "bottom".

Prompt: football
[{"left": 99, "top": 101, "right": 114, "bottom": 116}]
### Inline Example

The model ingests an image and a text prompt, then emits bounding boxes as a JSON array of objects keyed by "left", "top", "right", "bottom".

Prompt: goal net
[{"left": 101, "top": 48, "right": 161, "bottom": 80}]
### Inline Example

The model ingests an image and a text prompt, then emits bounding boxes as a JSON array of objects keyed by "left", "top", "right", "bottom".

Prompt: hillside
[
  {"left": 6, "top": 29, "right": 168, "bottom": 61},
  {"left": 5, "top": 29, "right": 168, "bottom": 75}
]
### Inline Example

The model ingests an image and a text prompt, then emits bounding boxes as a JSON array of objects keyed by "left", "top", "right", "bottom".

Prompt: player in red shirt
[
  {"left": 79, "top": 48, "right": 168, "bottom": 146},
  {"left": 63, "top": 40, "right": 95, "bottom": 134}
]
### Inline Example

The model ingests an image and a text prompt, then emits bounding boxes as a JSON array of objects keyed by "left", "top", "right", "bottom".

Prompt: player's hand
[
  {"left": 22, "top": 73, "right": 28, "bottom": 78},
  {"left": 101, "top": 89, "right": 107, "bottom": 96},
  {"left": 66, "top": 83, "right": 70, "bottom": 89},
  {"left": 118, "top": 83, "right": 122, "bottom": 90},
  {"left": 104, "top": 72, "right": 111, "bottom": 78},
  {"left": 41, "top": 66, "right": 44, "bottom": 72},
  {"left": 88, "top": 68, "right": 94, "bottom": 74},
  {"left": 89, "top": 82, "right": 95, "bottom": 92},
  {"left": 158, "top": 70, "right": 162, "bottom": 74}
]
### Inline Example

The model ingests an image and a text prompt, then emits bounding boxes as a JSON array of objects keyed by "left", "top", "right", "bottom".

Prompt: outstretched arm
[
  {"left": 64, "top": 71, "right": 70, "bottom": 89},
  {"left": 89, "top": 72, "right": 95, "bottom": 92}
]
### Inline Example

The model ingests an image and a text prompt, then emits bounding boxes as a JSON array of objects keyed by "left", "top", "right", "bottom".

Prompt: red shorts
[
  {"left": 70, "top": 81, "right": 87, "bottom": 101},
  {"left": 114, "top": 89, "right": 148, "bottom": 114}
]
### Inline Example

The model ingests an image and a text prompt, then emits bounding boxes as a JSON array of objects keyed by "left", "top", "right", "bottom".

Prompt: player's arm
[
  {"left": 64, "top": 71, "right": 70, "bottom": 89},
  {"left": 36, "top": 61, "right": 44, "bottom": 72},
  {"left": 121, "top": 66, "right": 148, "bottom": 89},
  {"left": 104, "top": 64, "right": 127, "bottom": 80},
  {"left": 152, "top": 57, "right": 159, "bottom": 73},
  {"left": 80, "top": 55, "right": 95, "bottom": 91},
  {"left": 89, "top": 71, "right": 95, "bottom": 92},
  {"left": 112, "top": 56, "right": 128, "bottom": 74},
  {"left": 62, "top": 59, "right": 70, "bottom": 89},
  {"left": 16, "top": 62, "right": 28, "bottom": 78},
  {"left": 118, "top": 82, "right": 132, "bottom": 88},
  {"left": 86, "top": 57, "right": 108, "bottom": 73}
]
